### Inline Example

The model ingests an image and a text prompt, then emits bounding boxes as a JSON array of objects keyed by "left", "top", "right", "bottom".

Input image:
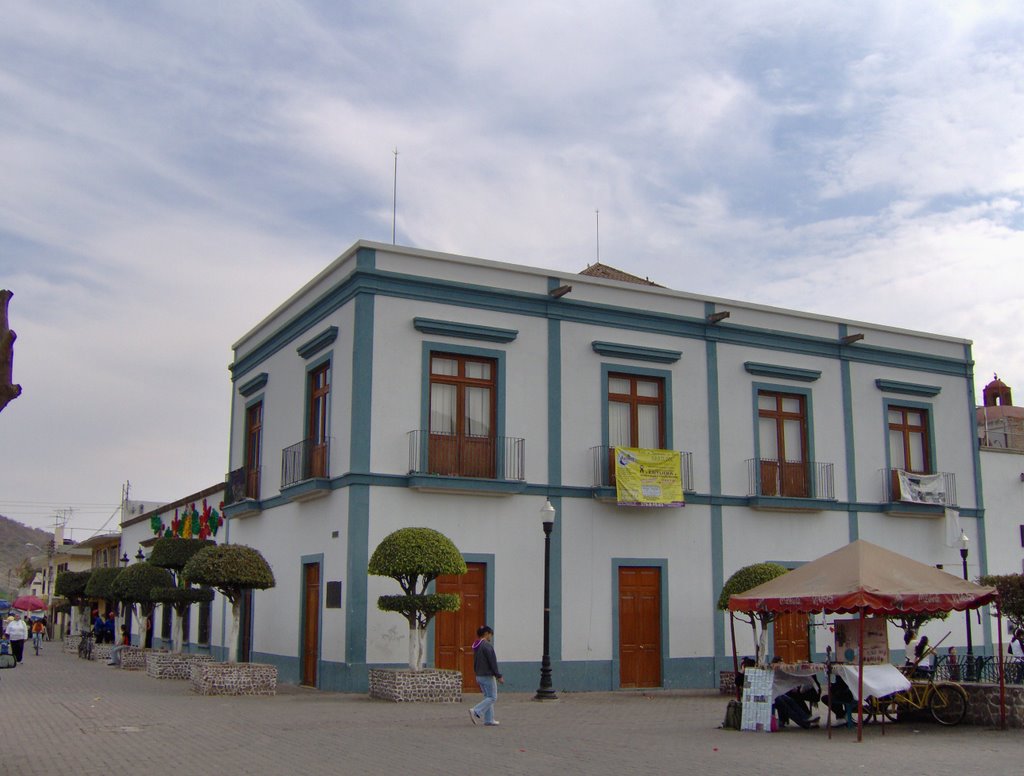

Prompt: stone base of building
[
  {"left": 368, "top": 668, "right": 462, "bottom": 703},
  {"left": 147, "top": 652, "right": 215, "bottom": 679},
  {"left": 190, "top": 662, "right": 277, "bottom": 696}
]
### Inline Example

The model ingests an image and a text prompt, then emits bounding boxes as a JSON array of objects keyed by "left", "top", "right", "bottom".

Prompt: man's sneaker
[
  {"left": 485, "top": 721, "right": 501, "bottom": 726},
  {"left": 468, "top": 709, "right": 479, "bottom": 725}
]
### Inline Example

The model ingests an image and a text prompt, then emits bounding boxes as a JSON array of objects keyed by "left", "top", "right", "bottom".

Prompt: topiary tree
[
  {"left": 84, "top": 566, "right": 123, "bottom": 608},
  {"left": 150, "top": 538, "right": 215, "bottom": 652},
  {"left": 182, "top": 544, "right": 275, "bottom": 663},
  {"left": 368, "top": 527, "right": 467, "bottom": 671},
  {"left": 56, "top": 569, "right": 94, "bottom": 633},
  {"left": 980, "top": 573, "right": 1024, "bottom": 633},
  {"left": 110, "top": 563, "right": 174, "bottom": 647},
  {"left": 717, "top": 562, "right": 789, "bottom": 666}
]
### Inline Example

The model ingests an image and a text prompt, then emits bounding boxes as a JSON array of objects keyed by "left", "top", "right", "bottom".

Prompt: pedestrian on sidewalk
[
  {"left": 5, "top": 612, "right": 28, "bottom": 663},
  {"left": 469, "top": 625, "right": 503, "bottom": 727}
]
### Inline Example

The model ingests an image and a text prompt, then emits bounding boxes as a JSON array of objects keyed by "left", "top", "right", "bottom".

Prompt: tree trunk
[
  {"left": 227, "top": 599, "right": 241, "bottom": 663},
  {"left": 173, "top": 609, "right": 183, "bottom": 653}
]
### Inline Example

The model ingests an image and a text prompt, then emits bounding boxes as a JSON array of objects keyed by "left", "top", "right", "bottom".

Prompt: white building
[{"left": 214, "top": 240, "right": 988, "bottom": 692}]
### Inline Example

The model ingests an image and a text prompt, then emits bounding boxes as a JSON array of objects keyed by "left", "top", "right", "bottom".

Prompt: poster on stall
[
  {"left": 613, "top": 447, "right": 685, "bottom": 507},
  {"left": 739, "top": 668, "right": 775, "bottom": 732},
  {"left": 833, "top": 617, "right": 889, "bottom": 664}
]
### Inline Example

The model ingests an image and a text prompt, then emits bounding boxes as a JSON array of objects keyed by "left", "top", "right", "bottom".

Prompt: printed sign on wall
[
  {"left": 834, "top": 617, "right": 890, "bottom": 665},
  {"left": 614, "top": 447, "right": 685, "bottom": 507}
]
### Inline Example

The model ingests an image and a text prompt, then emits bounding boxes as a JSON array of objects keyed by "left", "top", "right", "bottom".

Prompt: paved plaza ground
[{"left": 1, "top": 646, "right": 1021, "bottom": 776}]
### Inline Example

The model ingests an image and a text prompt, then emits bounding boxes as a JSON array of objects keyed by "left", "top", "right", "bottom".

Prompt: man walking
[{"left": 469, "top": 625, "right": 503, "bottom": 727}]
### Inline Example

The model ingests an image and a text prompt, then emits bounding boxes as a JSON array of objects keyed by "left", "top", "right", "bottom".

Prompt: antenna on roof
[
  {"left": 392, "top": 147, "right": 399, "bottom": 245},
  {"left": 595, "top": 209, "right": 600, "bottom": 263}
]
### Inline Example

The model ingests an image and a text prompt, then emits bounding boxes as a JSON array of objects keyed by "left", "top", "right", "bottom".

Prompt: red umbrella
[{"left": 11, "top": 595, "right": 46, "bottom": 612}]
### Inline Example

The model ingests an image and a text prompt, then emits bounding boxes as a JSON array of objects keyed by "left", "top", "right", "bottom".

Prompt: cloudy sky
[{"left": 1, "top": 1, "right": 1022, "bottom": 538}]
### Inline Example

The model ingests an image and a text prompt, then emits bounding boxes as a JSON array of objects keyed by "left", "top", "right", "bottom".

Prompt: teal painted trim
[
  {"left": 351, "top": 295, "right": 374, "bottom": 473},
  {"left": 546, "top": 289, "right": 562, "bottom": 491},
  {"left": 839, "top": 324, "right": 859, "bottom": 541},
  {"left": 356, "top": 246, "right": 376, "bottom": 271},
  {"left": 744, "top": 361, "right": 821, "bottom": 382},
  {"left": 419, "top": 340, "right": 507, "bottom": 452},
  {"left": 875, "top": 378, "right": 942, "bottom": 397},
  {"left": 299, "top": 553, "right": 324, "bottom": 688},
  {"left": 238, "top": 372, "right": 268, "bottom": 397},
  {"left": 881, "top": 397, "right": 938, "bottom": 472},
  {"left": 230, "top": 268, "right": 973, "bottom": 381},
  {"left": 223, "top": 500, "right": 262, "bottom": 520},
  {"left": 747, "top": 496, "right": 837, "bottom": 510},
  {"left": 591, "top": 341, "right": 682, "bottom": 364},
  {"left": 611, "top": 558, "right": 669, "bottom": 688},
  {"left": 549, "top": 496, "right": 562, "bottom": 663},
  {"left": 297, "top": 326, "right": 339, "bottom": 360},
  {"left": 280, "top": 478, "right": 331, "bottom": 501},
  {"left": 346, "top": 485, "right": 369, "bottom": 665},
  {"left": 704, "top": 304, "right": 725, "bottom": 662},
  {"left": 251, "top": 651, "right": 301, "bottom": 685},
  {"left": 600, "top": 363, "right": 674, "bottom": 449},
  {"left": 407, "top": 476, "right": 527, "bottom": 494},
  {"left": 413, "top": 317, "right": 518, "bottom": 343}
]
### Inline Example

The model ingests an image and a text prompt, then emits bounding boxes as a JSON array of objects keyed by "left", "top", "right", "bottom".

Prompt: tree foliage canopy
[
  {"left": 368, "top": 527, "right": 467, "bottom": 593},
  {"left": 84, "top": 567, "right": 123, "bottom": 602},
  {"left": 55, "top": 570, "right": 92, "bottom": 601},
  {"left": 150, "top": 537, "right": 215, "bottom": 573},
  {"left": 109, "top": 563, "right": 174, "bottom": 606},
  {"left": 150, "top": 586, "right": 215, "bottom": 607},
  {"left": 717, "top": 562, "right": 789, "bottom": 610},
  {"left": 980, "top": 573, "right": 1024, "bottom": 632},
  {"left": 182, "top": 544, "right": 275, "bottom": 604}
]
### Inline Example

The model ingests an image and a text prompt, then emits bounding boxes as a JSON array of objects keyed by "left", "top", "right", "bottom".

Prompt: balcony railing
[
  {"left": 408, "top": 430, "right": 525, "bottom": 481},
  {"left": 880, "top": 468, "right": 957, "bottom": 507},
  {"left": 746, "top": 458, "right": 835, "bottom": 500},
  {"left": 281, "top": 437, "right": 332, "bottom": 488},
  {"left": 590, "top": 446, "right": 695, "bottom": 492}
]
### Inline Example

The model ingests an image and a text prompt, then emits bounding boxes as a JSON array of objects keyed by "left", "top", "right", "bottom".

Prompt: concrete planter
[
  {"left": 368, "top": 668, "right": 462, "bottom": 703},
  {"left": 190, "top": 662, "right": 277, "bottom": 696},
  {"left": 146, "top": 652, "right": 215, "bottom": 680},
  {"left": 962, "top": 683, "right": 1024, "bottom": 728},
  {"left": 119, "top": 647, "right": 148, "bottom": 670}
]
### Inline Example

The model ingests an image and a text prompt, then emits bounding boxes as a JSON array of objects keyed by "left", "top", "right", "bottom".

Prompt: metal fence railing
[
  {"left": 407, "top": 430, "right": 525, "bottom": 481},
  {"left": 746, "top": 458, "right": 835, "bottom": 500},
  {"left": 281, "top": 437, "right": 332, "bottom": 488},
  {"left": 934, "top": 655, "right": 1024, "bottom": 684}
]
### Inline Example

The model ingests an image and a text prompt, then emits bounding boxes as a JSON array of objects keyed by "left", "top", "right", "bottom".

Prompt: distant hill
[{"left": 0, "top": 514, "right": 54, "bottom": 598}]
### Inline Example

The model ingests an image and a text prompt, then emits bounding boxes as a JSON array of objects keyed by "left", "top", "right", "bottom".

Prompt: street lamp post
[
  {"left": 960, "top": 531, "right": 974, "bottom": 680},
  {"left": 535, "top": 500, "right": 558, "bottom": 701}
]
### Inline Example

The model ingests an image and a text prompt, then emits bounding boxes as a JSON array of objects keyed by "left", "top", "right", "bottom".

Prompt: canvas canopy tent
[{"left": 727, "top": 540, "right": 1003, "bottom": 739}]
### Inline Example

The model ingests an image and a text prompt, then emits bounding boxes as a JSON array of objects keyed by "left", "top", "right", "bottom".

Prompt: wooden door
[
  {"left": 435, "top": 562, "right": 486, "bottom": 691},
  {"left": 619, "top": 567, "right": 661, "bottom": 688},
  {"left": 301, "top": 562, "right": 320, "bottom": 687},
  {"left": 773, "top": 612, "right": 810, "bottom": 663}
]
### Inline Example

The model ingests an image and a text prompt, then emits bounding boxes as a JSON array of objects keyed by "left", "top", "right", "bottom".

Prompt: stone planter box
[
  {"left": 119, "top": 647, "right": 148, "bottom": 670},
  {"left": 962, "top": 683, "right": 1024, "bottom": 728},
  {"left": 190, "top": 662, "right": 277, "bottom": 696},
  {"left": 147, "top": 652, "right": 214, "bottom": 679},
  {"left": 719, "top": 670, "right": 737, "bottom": 695},
  {"left": 368, "top": 668, "right": 462, "bottom": 703},
  {"left": 62, "top": 635, "right": 113, "bottom": 660}
]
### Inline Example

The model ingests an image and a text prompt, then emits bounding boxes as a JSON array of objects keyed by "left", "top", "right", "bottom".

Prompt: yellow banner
[{"left": 614, "top": 447, "right": 684, "bottom": 507}]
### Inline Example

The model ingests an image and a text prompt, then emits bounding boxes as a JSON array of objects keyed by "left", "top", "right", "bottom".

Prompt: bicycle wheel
[{"left": 928, "top": 682, "right": 968, "bottom": 726}]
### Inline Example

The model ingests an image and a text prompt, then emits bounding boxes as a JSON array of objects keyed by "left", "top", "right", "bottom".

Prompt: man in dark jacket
[{"left": 469, "top": 625, "right": 503, "bottom": 726}]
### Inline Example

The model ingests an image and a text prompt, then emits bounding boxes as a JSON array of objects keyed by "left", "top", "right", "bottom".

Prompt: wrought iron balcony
[
  {"left": 408, "top": 430, "right": 525, "bottom": 481},
  {"left": 281, "top": 437, "right": 332, "bottom": 488},
  {"left": 590, "top": 446, "right": 695, "bottom": 492},
  {"left": 881, "top": 468, "right": 957, "bottom": 507},
  {"left": 746, "top": 458, "right": 835, "bottom": 500}
]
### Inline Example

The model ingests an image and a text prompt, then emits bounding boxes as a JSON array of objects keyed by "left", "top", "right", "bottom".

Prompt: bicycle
[
  {"left": 867, "top": 667, "right": 968, "bottom": 726},
  {"left": 77, "top": 630, "right": 94, "bottom": 660},
  {"left": 32, "top": 631, "right": 42, "bottom": 656}
]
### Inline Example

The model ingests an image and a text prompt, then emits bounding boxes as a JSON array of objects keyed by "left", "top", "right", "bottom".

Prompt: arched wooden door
[{"left": 434, "top": 562, "right": 486, "bottom": 691}]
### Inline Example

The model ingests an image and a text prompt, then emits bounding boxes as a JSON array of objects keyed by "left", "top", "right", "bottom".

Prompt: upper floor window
[
  {"left": 608, "top": 373, "right": 664, "bottom": 449},
  {"left": 244, "top": 401, "right": 263, "bottom": 499},
  {"left": 307, "top": 363, "right": 330, "bottom": 478},
  {"left": 757, "top": 390, "right": 808, "bottom": 497},
  {"left": 888, "top": 406, "right": 930, "bottom": 473},
  {"left": 428, "top": 353, "right": 497, "bottom": 477}
]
